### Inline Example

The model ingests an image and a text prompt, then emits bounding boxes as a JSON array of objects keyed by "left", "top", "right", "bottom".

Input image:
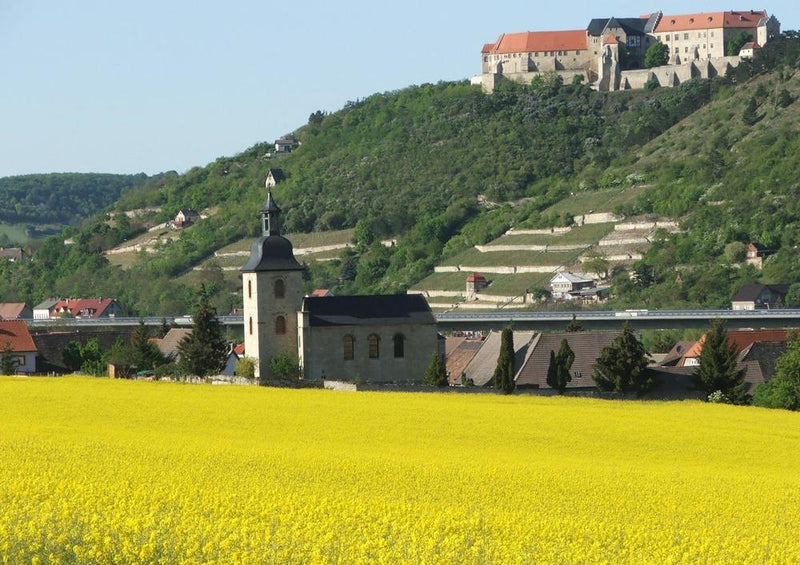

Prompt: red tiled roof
[
  {"left": 0, "top": 303, "right": 28, "bottom": 319},
  {"left": 604, "top": 34, "right": 619, "bottom": 45},
  {"left": 0, "top": 321, "right": 37, "bottom": 353},
  {"left": 490, "top": 30, "right": 587, "bottom": 54},
  {"left": 655, "top": 11, "right": 766, "bottom": 32},
  {"left": 681, "top": 329, "right": 787, "bottom": 361},
  {"left": 234, "top": 343, "right": 245, "bottom": 356},
  {"left": 466, "top": 272, "right": 486, "bottom": 283},
  {"left": 310, "top": 289, "right": 333, "bottom": 297},
  {"left": 52, "top": 298, "right": 117, "bottom": 319},
  {"left": 741, "top": 41, "right": 761, "bottom": 49},
  {"left": 446, "top": 339, "right": 483, "bottom": 385},
  {"left": 481, "top": 43, "right": 495, "bottom": 53}
]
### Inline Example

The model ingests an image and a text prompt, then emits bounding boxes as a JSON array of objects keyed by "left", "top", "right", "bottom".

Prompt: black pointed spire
[{"left": 262, "top": 191, "right": 281, "bottom": 236}]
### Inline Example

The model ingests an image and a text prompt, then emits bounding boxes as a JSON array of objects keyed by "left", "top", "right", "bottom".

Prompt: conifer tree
[
  {"left": 547, "top": 339, "right": 575, "bottom": 393},
  {"left": 131, "top": 320, "right": 165, "bottom": 371},
  {"left": 178, "top": 285, "right": 228, "bottom": 377},
  {"left": 1, "top": 341, "right": 18, "bottom": 375},
  {"left": 492, "top": 326, "right": 516, "bottom": 394},
  {"left": 424, "top": 352, "right": 448, "bottom": 387},
  {"left": 593, "top": 323, "right": 652, "bottom": 395},
  {"left": 742, "top": 97, "right": 759, "bottom": 126},
  {"left": 692, "top": 319, "right": 748, "bottom": 403}
]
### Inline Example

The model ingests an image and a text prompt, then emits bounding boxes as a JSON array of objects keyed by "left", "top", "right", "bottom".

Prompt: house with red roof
[
  {"left": 0, "top": 303, "right": 32, "bottom": 320},
  {"left": 0, "top": 320, "right": 37, "bottom": 374},
  {"left": 50, "top": 298, "right": 122, "bottom": 319}
]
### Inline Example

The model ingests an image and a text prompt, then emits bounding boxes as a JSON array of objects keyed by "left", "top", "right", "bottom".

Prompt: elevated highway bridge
[{"left": 25, "top": 309, "right": 800, "bottom": 333}]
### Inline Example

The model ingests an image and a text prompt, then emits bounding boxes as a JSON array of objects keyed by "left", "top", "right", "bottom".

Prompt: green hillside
[{"left": 1, "top": 35, "right": 799, "bottom": 315}]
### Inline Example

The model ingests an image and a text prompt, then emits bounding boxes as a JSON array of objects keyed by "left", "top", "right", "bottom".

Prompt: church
[{"left": 241, "top": 188, "right": 439, "bottom": 382}]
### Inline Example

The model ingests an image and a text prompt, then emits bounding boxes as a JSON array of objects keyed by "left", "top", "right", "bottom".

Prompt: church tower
[{"left": 241, "top": 187, "right": 305, "bottom": 380}]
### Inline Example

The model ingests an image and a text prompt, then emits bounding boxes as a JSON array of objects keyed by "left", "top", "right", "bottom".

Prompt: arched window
[
  {"left": 274, "top": 315, "right": 286, "bottom": 335},
  {"left": 247, "top": 279, "right": 252, "bottom": 299},
  {"left": 274, "top": 279, "right": 285, "bottom": 299},
  {"left": 343, "top": 335, "right": 355, "bottom": 360},
  {"left": 368, "top": 334, "right": 380, "bottom": 359},
  {"left": 248, "top": 317, "right": 253, "bottom": 335},
  {"left": 393, "top": 334, "right": 405, "bottom": 358}
]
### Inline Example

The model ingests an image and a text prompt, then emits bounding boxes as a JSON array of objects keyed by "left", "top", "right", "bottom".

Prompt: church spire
[{"left": 262, "top": 191, "right": 281, "bottom": 236}]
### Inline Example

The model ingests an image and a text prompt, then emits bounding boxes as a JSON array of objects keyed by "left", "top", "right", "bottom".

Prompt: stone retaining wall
[
  {"left": 614, "top": 221, "right": 679, "bottom": 231},
  {"left": 434, "top": 265, "right": 563, "bottom": 274},
  {"left": 475, "top": 243, "right": 587, "bottom": 252},
  {"left": 506, "top": 227, "right": 572, "bottom": 235},
  {"left": 599, "top": 237, "right": 650, "bottom": 246}
]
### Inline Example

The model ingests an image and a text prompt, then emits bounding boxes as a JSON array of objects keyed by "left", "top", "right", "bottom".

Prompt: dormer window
[
  {"left": 689, "top": 18, "right": 694, "bottom": 23},
  {"left": 670, "top": 19, "right": 676, "bottom": 24}
]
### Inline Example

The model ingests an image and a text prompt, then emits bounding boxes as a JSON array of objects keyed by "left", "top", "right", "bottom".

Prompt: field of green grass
[
  {"left": 492, "top": 222, "right": 615, "bottom": 246},
  {"left": 215, "top": 229, "right": 355, "bottom": 254},
  {"left": 535, "top": 185, "right": 649, "bottom": 217},
  {"left": 441, "top": 248, "right": 582, "bottom": 268}
]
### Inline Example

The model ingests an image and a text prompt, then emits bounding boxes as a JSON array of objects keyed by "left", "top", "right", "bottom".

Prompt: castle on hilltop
[{"left": 476, "top": 9, "right": 780, "bottom": 92}]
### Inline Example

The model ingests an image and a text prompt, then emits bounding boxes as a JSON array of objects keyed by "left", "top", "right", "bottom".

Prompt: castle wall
[
  {"left": 618, "top": 56, "right": 740, "bottom": 90},
  {"left": 482, "top": 69, "right": 589, "bottom": 93}
]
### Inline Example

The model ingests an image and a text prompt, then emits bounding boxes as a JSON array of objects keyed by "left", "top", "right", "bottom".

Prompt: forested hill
[
  {"left": 1, "top": 34, "right": 800, "bottom": 315},
  {"left": 0, "top": 173, "right": 153, "bottom": 225}
]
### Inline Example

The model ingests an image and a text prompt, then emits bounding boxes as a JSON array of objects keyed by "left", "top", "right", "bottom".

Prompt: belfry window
[
  {"left": 274, "top": 279, "right": 285, "bottom": 299},
  {"left": 275, "top": 315, "right": 286, "bottom": 335}
]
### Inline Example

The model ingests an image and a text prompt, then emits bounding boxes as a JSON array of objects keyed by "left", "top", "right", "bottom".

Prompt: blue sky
[{"left": 1, "top": 1, "right": 797, "bottom": 178}]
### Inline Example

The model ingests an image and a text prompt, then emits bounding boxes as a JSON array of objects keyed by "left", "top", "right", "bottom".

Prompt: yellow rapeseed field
[{"left": 1, "top": 377, "right": 799, "bottom": 564}]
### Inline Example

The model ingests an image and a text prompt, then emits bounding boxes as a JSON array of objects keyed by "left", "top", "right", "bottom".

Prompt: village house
[
  {"left": 731, "top": 283, "right": 788, "bottom": 310},
  {"left": 550, "top": 271, "right": 595, "bottom": 298},
  {"left": 459, "top": 330, "right": 537, "bottom": 387},
  {"left": 0, "top": 247, "right": 23, "bottom": 262},
  {"left": 48, "top": 298, "right": 122, "bottom": 319},
  {"left": 445, "top": 335, "right": 484, "bottom": 385},
  {"left": 0, "top": 303, "right": 32, "bottom": 320},
  {"left": 0, "top": 320, "right": 38, "bottom": 374},
  {"left": 660, "top": 329, "right": 787, "bottom": 394},
  {"left": 173, "top": 209, "right": 200, "bottom": 229},
  {"left": 33, "top": 298, "right": 60, "bottom": 320},
  {"left": 241, "top": 189, "right": 440, "bottom": 382},
  {"left": 745, "top": 242, "right": 769, "bottom": 269},
  {"left": 514, "top": 331, "right": 619, "bottom": 390},
  {"left": 265, "top": 168, "right": 286, "bottom": 188},
  {"left": 274, "top": 139, "right": 298, "bottom": 153}
]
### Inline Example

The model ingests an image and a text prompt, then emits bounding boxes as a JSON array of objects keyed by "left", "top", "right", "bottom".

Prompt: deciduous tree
[{"left": 644, "top": 42, "right": 669, "bottom": 68}]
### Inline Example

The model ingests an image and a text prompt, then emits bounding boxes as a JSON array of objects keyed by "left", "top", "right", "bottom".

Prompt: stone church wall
[{"left": 298, "top": 318, "right": 438, "bottom": 383}]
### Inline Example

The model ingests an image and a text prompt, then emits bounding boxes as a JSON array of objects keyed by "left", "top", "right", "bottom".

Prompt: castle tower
[{"left": 241, "top": 187, "right": 305, "bottom": 380}]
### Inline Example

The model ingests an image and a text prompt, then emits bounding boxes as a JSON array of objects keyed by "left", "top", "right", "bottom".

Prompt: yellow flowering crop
[{"left": 1, "top": 377, "right": 799, "bottom": 564}]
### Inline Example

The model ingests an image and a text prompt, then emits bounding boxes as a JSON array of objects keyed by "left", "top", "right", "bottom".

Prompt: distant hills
[{"left": 1, "top": 34, "right": 799, "bottom": 315}]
